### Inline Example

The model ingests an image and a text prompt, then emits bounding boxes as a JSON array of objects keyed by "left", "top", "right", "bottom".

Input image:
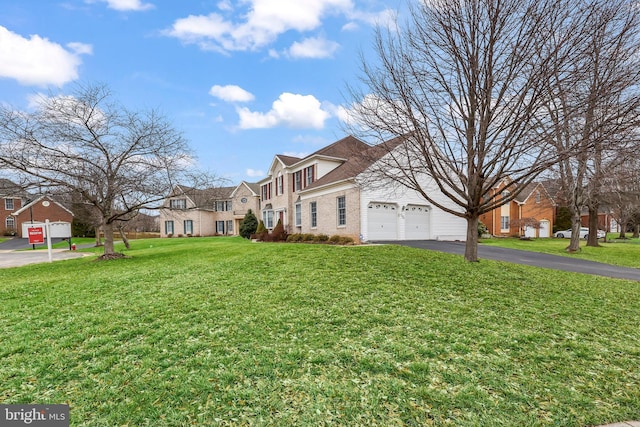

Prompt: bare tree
[
  {"left": 0, "top": 83, "right": 215, "bottom": 258},
  {"left": 546, "top": 0, "right": 640, "bottom": 251},
  {"left": 347, "top": 0, "right": 576, "bottom": 262}
]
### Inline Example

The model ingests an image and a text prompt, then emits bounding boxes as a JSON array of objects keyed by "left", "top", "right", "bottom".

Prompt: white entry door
[
  {"left": 367, "top": 203, "right": 398, "bottom": 240},
  {"left": 404, "top": 205, "right": 430, "bottom": 240}
]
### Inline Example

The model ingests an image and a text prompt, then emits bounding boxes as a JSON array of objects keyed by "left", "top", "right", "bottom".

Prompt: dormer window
[{"left": 169, "top": 199, "right": 187, "bottom": 209}]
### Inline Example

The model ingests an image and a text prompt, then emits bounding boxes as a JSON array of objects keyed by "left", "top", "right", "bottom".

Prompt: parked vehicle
[{"left": 554, "top": 227, "right": 606, "bottom": 239}]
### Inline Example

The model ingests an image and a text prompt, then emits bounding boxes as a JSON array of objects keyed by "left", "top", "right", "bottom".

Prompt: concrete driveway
[
  {"left": 0, "top": 238, "right": 89, "bottom": 268},
  {"left": 385, "top": 240, "right": 640, "bottom": 282}
]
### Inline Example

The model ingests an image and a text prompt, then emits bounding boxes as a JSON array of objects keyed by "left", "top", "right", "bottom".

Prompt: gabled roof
[
  {"left": 13, "top": 195, "right": 74, "bottom": 217},
  {"left": 230, "top": 181, "right": 260, "bottom": 198},
  {"left": 513, "top": 182, "right": 555, "bottom": 205},
  {"left": 307, "top": 135, "right": 369, "bottom": 160},
  {"left": 0, "top": 179, "right": 27, "bottom": 198},
  {"left": 301, "top": 136, "right": 403, "bottom": 192},
  {"left": 276, "top": 155, "right": 301, "bottom": 167}
]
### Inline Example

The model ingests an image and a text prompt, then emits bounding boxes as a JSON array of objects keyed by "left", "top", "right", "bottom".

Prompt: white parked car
[{"left": 554, "top": 227, "right": 606, "bottom": 239}]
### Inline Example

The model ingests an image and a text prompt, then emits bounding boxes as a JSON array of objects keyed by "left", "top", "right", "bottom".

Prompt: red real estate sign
[{"left": 28, "top": 227, "right": 45, "bottom": 244}]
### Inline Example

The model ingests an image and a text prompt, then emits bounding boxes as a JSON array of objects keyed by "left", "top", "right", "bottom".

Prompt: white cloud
[
  {"left": 93, "top": 0, "right": 155, "bottom": 11},
  {"left": 67, "top": 42, "right": 93, "bottom": 55},
  {"left": 217, "top": 0, "right": 233, "bottom": 12},
  {"left": 209, "top": 85, "right": 255, "bottom": 102},
  {"left": 164, "top": 0, "right": 392, "bottom": 55},
  {"left": 0, "top": 26, "right": 91, "bottom": 87},
  {"left": 246, "top": 168, "right": 264, "bottom": 177},
  {"left": 287, "top": 36, "right": 340, "bottom": 59},
  {"left": 237, "top": 93, "right": 331, "bottom": 129}
]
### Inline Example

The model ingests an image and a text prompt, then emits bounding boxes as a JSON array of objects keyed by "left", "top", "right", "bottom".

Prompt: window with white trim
[
  {"left": 169, "top": 199, "right": 186, "bottom": 209},
  {"left": 226, "top": 220, "right": 233, "bottom": 234},
  {"left": 276, "top": 174, "right": 283, "bottom": 195},
  {"left": 184, "top": 220, "right": 193, "bottom": 235},
  {"left": 295, "top": 203, "right": 301, "bottom": 227},
  {"left": 4, "top": 199, "right": 14, "bottom": 210},
  {"left": 263, "top": 210, "right": 274, "bottom": 229},
  {"left": 305, "top": 165, "right": 314, "bottom": 187},
  {"left": 216, "top": 221, "right": 225, "bottom": 234},
  {"left": 500, "top": 216, "right": 509, "bottom": 230},
  {"left": 337, "top": 196, "right": 346, "bottom": 226},
  {"left": 294, "top": 171, "right": 302, "bottom": 192},
  {"left": 5, "top": 216, "right": 15, "bottom": 230},
  {"left": 310, "top": 202, "right": 317, "bottom": 228},
  {"left": 165, "top": 220, "right": 174, "bottom": 235}
]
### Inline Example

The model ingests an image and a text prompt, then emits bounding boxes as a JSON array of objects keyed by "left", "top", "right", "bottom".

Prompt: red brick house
[
  {"left": 11, "top": 195, "right": 74, "bottom": 237},
  {"left": 480, "top": 179, "right": 556, "bottom": 238},
  {"left": 0, "top": 179, "right": 26, "bottom": 236}
]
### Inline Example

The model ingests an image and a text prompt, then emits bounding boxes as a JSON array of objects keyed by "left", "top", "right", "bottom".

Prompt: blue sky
[{"left": 0, "top": 0, "right": 399, "bottom": 184}]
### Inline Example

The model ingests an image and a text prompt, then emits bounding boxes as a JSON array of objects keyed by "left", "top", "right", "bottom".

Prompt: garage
[
  {"left": 404, "top": 205, "right": 430, "bottom": 240},
  {"left": 367, "top": 203, "right": 398, "bottom": 240}
]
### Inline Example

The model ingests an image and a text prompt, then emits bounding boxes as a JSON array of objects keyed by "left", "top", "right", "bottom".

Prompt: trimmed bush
[
  {"left": 329, "top": 235, "right": 342, "bottom": 244},
  {"left": 240, "top": 209, "right": 259, "bottom": 239},
  {"left": 313, "top": 234, "right": 329, "bottom": 242},
  {"left": 287, "top": 234, "right": 304, "bottom": 243},
  {"left": 268, "top": 219, "right": 288, "bottom": 242}
]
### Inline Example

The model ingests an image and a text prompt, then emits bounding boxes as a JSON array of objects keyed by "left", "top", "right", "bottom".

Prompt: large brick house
[
  {"left": 257, "top": 135, "right": 467, "bottom": 242},
  {"left": 480, "top": 179, "right": 556, "bottom": 238}
]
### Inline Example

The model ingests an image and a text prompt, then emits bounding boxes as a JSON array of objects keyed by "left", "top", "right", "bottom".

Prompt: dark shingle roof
[
  {"left": 174, "top": 185, "right": 235, "bottom": 209},
  {"left": 302, "top": 136, "right": 403, "bottom": 191},
  {"left": 0, "top": 179, "right": 25, "bottom": 197}
]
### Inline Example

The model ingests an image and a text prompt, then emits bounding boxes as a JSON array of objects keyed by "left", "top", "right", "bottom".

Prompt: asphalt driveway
[{"left": 385, "top": 240, "right": 640, "bottom": 282}]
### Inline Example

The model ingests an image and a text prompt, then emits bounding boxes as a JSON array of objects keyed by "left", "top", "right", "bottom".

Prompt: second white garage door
[
  {"left": 404, "top": 205, "right": 430, "bottom": 240},
  {"left": 367, "top": 203, "right": 398, "bottom": 240}
]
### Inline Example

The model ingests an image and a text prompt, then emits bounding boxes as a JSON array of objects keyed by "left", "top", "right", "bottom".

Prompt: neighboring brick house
[
  {"left": 480, "top": 179, "right": 556, "bottom": 238},
  {"left": 12, "top": 195, "right": 75, "bottom": 237},
  {"left": 257, "top": 135, "right": 467, "bottom": 242},
  {"left": 159, "top": 181, "right": 259, "bottom": 237}
]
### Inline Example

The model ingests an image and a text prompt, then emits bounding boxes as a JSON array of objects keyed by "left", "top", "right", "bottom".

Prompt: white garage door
[
  {"left": 539, "top": 220, "right": 551, "bottom": 238},
  {"left": 367, "top": 203, "right": 398, "bottom": 240},
  {"left": 524, "top": 226, "right": 536, "bottom": 238},
  {"left": 404, "top": 205, "right": 429, "bottom": 240}
]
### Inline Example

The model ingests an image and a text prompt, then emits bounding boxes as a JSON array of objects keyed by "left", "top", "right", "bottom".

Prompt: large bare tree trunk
[
  {"left": 567, "top": 206, "right": 582, "bottom": 253},
  {"left": 465, "top": 216, "right": 479, "bottom": 262},
  {"left": 103, "top": 221, "right": 115, "bottom": 255},
  {"left": 586, "top": 205, "right": 601, "bottom": 246}
]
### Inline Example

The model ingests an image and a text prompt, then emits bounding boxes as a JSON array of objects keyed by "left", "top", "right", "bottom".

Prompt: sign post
[{"left": 45, "top": 220, "right": 53, "bottom": 263}]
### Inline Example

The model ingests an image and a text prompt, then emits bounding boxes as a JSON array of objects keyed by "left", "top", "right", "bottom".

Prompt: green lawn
[
  {"left": 480, "top": 236, "right": 640, "bottom": 268},
  {"left": 1, "top": 237, "right": 639, "bottom": 426}
]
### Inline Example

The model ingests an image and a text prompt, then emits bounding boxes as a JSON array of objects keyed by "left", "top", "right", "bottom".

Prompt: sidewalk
[{"left": 0, "top": 248, "right": 89, "bottom": 268}]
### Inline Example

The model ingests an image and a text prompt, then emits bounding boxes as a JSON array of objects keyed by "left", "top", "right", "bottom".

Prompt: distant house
[
  {"left": 480, "top": 179, "right": 555, "bottom": 238},
  {"left": 257, "top": 135, "right": 467, "bottom": 242},
  {"left": 1, "top": 179, "right": 74, "bottom": 237},
  {"left": 159, "top": 181, "right": 260, "bottom": 237},
  {"left": 12, "top": 195, "right": 75, "bottom": 238}
]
